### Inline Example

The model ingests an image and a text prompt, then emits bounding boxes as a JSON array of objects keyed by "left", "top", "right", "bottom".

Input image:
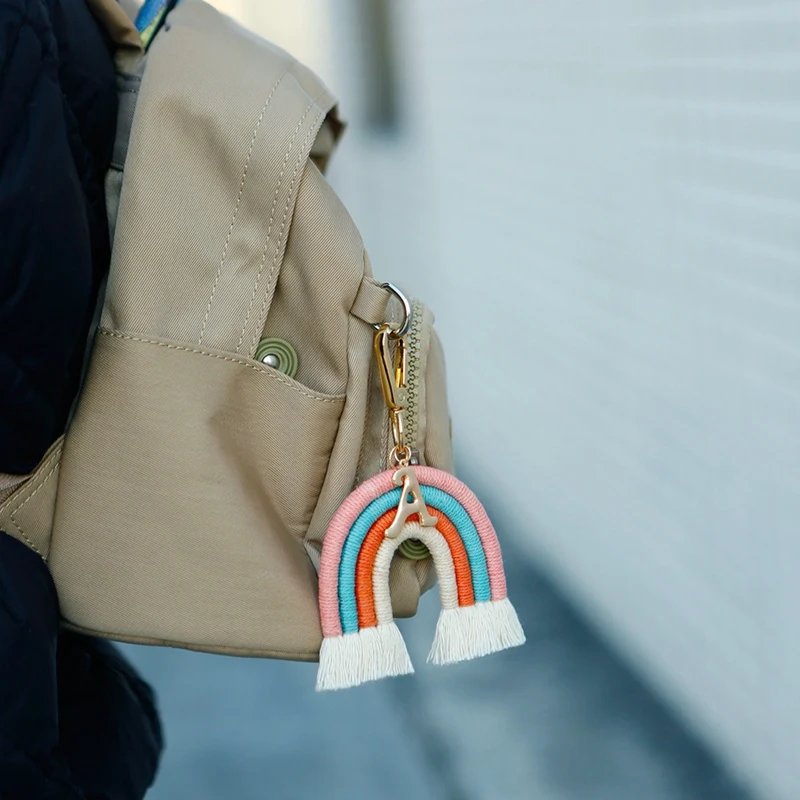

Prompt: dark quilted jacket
[{"left": 0, "top": 1, "right": 163, "bottom": 796}]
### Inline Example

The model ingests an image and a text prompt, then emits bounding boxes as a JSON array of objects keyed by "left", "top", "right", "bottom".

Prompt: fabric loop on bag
[{"left": 350, "top": 276, "right": 392, "bottom": 328}]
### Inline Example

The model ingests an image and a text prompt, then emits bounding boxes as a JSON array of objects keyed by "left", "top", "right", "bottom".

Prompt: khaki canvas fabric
[
  {"left": 0, "top": 0, "right": 452, "bottom": 660},
  {"left": 86, "top": 0, "right": 143, "bottom": 53}
]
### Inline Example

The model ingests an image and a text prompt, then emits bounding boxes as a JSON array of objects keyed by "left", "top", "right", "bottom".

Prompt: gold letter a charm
[{"left": 385, "top": 466, "right": 439, "bottom": 538}]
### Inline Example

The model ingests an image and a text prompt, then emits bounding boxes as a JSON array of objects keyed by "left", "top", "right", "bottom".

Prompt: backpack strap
[
  {"left": 102, "top": 0, "right": 340, "bottom": 356},
  {"left": 85, "top": 0, "right": 143, "bottom": 52}
]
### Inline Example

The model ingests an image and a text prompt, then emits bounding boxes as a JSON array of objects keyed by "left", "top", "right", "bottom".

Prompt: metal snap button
[{"left": 254, "top": 337, "right": 298, "bottom": 378}]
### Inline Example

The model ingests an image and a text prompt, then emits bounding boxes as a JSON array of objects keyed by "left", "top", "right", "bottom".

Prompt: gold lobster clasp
[{"left": 374, "top": 322, "right": 411, "bottom": 465}]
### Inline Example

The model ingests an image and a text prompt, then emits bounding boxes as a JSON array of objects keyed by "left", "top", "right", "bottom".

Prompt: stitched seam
[
  {"left": 198, "top": 72, "right": 286, "bottom": 345},
  {"left": 4, "top": 446, "right": 61, "bottom": 516},
  {"left": 60, "top": 620, "right": 320, "bottom": 661},
  {"left": 356, "top": 376, "right": 371, "bottom": 485},
  {"left": 9, "top": 457, "right": 61, "bottom": 560},
  {"left": 247, "top": 111, "right": 324, "bottom": 355},
  {"left": 356, "top": 348, "right": 374, "bottom": 484},
  {"left": 99, "top": 329, "right": 344, "bottom": 404},
  {"left": 9, "top": 516, "right": 42, "bottom": 558},
  {"left": 235, "top": 100, "right": 317, "bottom": 352},
  {"left": 354, "top": 254, "right": 382, "bottom": 482}
]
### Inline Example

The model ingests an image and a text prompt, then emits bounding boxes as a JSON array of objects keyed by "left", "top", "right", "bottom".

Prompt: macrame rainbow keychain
[{"left": 316, "top": 289, "right": 525, "bottom": 691}]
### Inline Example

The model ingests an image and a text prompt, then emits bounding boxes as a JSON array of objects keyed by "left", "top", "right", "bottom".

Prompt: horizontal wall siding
[{"left": 333, "top": 2, "right": 800, "bottom": 799}]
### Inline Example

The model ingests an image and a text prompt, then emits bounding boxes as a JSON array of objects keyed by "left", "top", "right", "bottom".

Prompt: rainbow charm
[{"left": 316, "top": 464, "right": 525, "bottom": 691}]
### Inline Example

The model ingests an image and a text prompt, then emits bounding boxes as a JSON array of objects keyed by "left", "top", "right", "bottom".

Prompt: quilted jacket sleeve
[
  {"left": 0, "top": 0, "right": 112, "bottom": 474},
  {"left": 0, "top": 534, "right": 164, "bottom": 800},
  {"left": 0, "top": 1, "right": 163, "bottom": 798}
]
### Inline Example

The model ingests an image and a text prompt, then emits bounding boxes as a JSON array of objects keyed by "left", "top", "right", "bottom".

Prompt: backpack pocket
[{"left": 46, "top": 327, "right": 344, "bottom": 659}]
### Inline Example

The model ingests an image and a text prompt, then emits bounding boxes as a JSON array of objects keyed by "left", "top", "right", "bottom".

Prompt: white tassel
[
  {"left": 316, "top": 623, "right": 414, "bottom": 691},
  {"left": 428, "top": 598, "right": 526, "bottom": 665}
]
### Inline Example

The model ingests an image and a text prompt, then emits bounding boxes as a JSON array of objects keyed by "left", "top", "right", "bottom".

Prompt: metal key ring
[{"left": 374, "top": 282, "right": 412, "bottom": 338}]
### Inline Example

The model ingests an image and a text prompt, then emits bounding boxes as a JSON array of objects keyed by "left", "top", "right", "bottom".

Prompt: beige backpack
[
  {"left": 0, "top": 0, "right": 450, "bottom": 661},
  {"left": 1, "top": 1, "right": 523, "bottom": 686}
]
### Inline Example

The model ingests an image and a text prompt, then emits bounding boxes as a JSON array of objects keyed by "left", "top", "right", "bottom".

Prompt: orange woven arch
[{"left": 355, "top": 506, "right": 475, "bottom": 629}]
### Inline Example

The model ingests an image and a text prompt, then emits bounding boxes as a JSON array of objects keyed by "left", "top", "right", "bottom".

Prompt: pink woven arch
[{"left": 318, "top": 466, "right": 507, "bottom": 638}]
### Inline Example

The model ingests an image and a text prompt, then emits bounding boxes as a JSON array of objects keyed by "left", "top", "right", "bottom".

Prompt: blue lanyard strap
[{"left": 136, "top": 0, "right": 181, "bottom": 49}]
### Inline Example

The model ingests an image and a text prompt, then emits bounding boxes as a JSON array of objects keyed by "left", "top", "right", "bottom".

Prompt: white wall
[
  {"left": 331, "top": 3, "right": 800, "bottom": 800},
  {"left": 208, "top": 2, "right": 800, "bottom": 797}
]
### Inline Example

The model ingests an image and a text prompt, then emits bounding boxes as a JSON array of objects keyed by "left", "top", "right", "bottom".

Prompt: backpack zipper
[
  {"left": 399, "top": 300, "right": 431, "bottom": 557},
  {"left": 404, "top": 299, "right": 424, "bottom": 464},
  {"left": 377, "top": 297, "right": 424, "bottom": 468}
]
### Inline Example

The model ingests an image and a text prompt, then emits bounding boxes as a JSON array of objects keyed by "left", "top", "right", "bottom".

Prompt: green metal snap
[
  {"left": 398, "top": 538, "right": 430, "bottom": 560},
  {"left": 254, "top": 337, "right": 298, "bottom": 378}
]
